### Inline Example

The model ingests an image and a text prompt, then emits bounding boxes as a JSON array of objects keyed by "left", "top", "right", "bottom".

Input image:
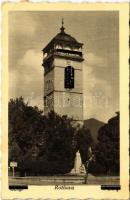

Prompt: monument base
[{"left": 70, "top": 164, "right": 86, "bottom": 175}]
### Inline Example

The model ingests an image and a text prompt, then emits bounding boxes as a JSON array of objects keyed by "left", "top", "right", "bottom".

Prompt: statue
[{"left": 71, "top": 150, "right": 86, "bottom": 174}]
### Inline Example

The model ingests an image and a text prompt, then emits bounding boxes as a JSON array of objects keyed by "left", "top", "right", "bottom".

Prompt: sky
[{"left": 9, "top": 11, "right": 119, "bottom": 122}]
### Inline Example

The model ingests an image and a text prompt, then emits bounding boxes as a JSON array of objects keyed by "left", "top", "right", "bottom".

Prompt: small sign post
[{"left": 10, "top": 162, "right": 17, "bottom": 177}]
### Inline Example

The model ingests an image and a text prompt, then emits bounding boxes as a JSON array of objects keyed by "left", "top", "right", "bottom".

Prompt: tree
[
  {"left": 9, "top": 98, "right": 78, "bottom": 175},
  {"left": 77, "top": 126, "right": 94, "bottom": 164},
  {"left": 89, "top": 112, "right": 120, "bottom": 175},
  {"left": 9, "top": 97, "right": 45, "bottom": 157},
  {"left": 38, "top": 111, "right": 77, "bottom": 174}
]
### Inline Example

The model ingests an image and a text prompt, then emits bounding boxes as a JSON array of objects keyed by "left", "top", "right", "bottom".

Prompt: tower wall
[
  {"left": 54, "top": 91, "right": 83, "bottom": 121},
  {"left": 44, "top": 57, "right": 84, "bottom": 121},
  {"left": 53, "top": 57, "right": 83, "bottom": 121},
  {"left": 44, "top": 70, "right": 54, "bottom": 114},
  {"left": 44, "top": 93, "right": 54, "bottom": 114},
  {"left": 54, "top": 57, "right": 83, "bottom": 70},
  {"left": 44, "top": 70, "right": 54, "bottom": 96},
  {"left": 54, "top": 58, "right": 83, "bottom": 94}
]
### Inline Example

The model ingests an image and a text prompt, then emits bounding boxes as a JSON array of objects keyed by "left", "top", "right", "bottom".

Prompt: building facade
[{"left": 42, "top": 20, "right": 84, "bottom": 124}]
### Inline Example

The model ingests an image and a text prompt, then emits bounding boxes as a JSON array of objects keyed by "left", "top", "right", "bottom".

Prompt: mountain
[{"left": 84, "top": 118, "right": 105, "bottom": 144}]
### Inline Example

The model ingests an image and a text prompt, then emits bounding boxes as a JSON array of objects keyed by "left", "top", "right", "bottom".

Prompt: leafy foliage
[
  {"left": 9, "top": 97, "right": 78, "bottom": 175},
  {"left": 9, "top": 97, "right": 119, "bottom": 176},
  {"left": 89, "top": 112, "right": 120, "bottom": 175},
  {"left": 77, "top": 127, "right": 93, "bottom": 164},
  {"left": 9, "top": 97, "right": 44, "bottom": 155}
]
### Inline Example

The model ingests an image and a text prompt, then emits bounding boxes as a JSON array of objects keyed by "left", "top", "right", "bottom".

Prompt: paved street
[{"left": 9, "top": 175, "right": 120, "bottom": 186}]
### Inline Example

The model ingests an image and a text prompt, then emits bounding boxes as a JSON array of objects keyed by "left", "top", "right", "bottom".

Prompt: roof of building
[
  {"left": 43, "top": 19, "right": 83, "bottom": 53},
  {"left": 53, "top": 31, "right": 78, "bottom": 43}
]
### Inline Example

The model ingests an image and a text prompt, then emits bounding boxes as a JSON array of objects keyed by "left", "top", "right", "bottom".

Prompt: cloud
[
  {"left": 83, "top": 53, "right": 118, "bottom": 122},
  {"left": 9, "top": 12, "right": 36, "bottom": 37},
  {"left": 86, "top": 52, "right": 108, "bottom": 68},
  {"left": 9, "top": 49, "right": 44, "bottom": 108},
  {"left": 83, "top": 53, "right": 112, "bottom": 97}
]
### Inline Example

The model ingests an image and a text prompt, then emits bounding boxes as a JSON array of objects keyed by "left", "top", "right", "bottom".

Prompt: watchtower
[{"left": 42, "top": 19, "right": 84, "bottom": 123}]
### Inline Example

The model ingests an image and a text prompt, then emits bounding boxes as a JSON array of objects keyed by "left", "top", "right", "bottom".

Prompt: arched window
[{"left": 64, "top": 66, "right": 74, "bottom": 89}]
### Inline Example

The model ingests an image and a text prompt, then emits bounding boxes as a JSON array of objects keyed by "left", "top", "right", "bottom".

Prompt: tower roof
[
  {"left": 43, "top": 19, "right": 83, "bottom": 53},
  {"left": 53, "top": 31, "right": 78, "bottom": 43}
]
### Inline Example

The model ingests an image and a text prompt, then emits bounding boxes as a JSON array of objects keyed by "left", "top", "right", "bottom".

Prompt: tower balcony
[
  {"left": 43, "top": 49, "right": 84, "bottom": 64},
  {"left": 54, "top": 51, "right": 84, "bottom": 62}
]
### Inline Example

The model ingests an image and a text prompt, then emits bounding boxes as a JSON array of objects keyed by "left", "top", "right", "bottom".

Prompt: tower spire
[{"left": 60, "top": 18, "right": 65, "bottom": 33}]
